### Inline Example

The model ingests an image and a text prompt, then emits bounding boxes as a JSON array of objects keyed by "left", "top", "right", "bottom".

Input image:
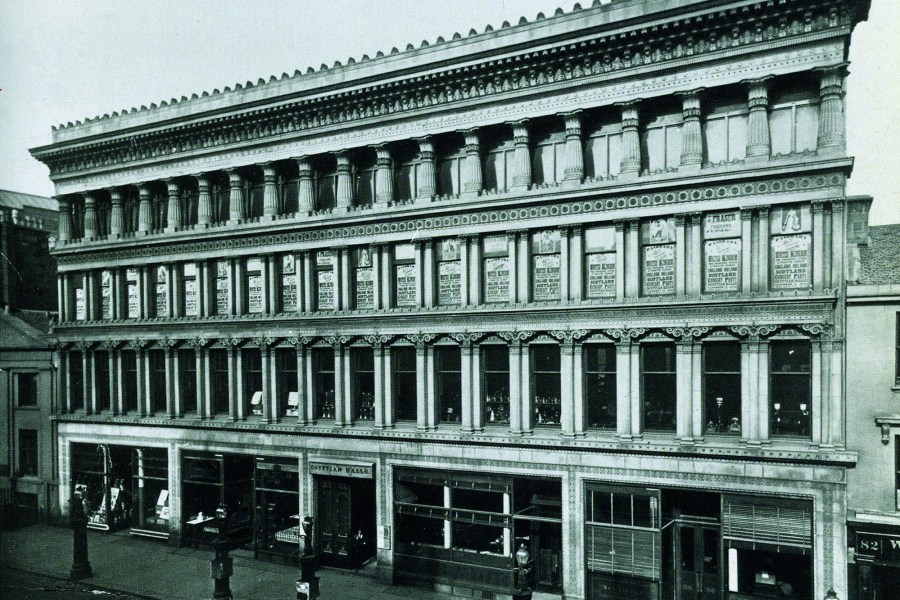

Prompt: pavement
[{"left": 0, "top": 524, "right": 451, "bottom": 600}]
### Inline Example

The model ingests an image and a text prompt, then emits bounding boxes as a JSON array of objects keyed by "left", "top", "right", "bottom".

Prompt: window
[
  {"left": 245, "top": 258, "right": 264, "bottom": 314},
  {"left": 352, "top": 347, "right": 375, "bottom": 421},
  {"left": 436, "top": 137, "right": 465, "bottom": 197},
  {"left": 18, "top": 430, "right": 38, "bottom": 477},
  {"left": 100, "top": 270, "right": 113, "bottom": 319},
  {"left": 312, "top": 348, "right": 335, "bottom": 419},
  {"left": 209, "top": 348, "right": 230, "bottom": 416},
  {"left": 243, "top": 348, "right": 263, "bottom": 417},
  {"left": 354, "top": 247, "right": 375, "bottom": 310},
  {"left": 393, "top": 243, "right": 416, "bottom": 307},
  {"left": 122, "top": 350, "right": 138, "bottom": 413},
  {"left": 316, "top": 167, "right": 337, "bottom": 210},
  {"left": 531, "top": 126, "right": 567, "bottom": 185},
  {"left": 280, "top": 254, "right": 298, "bottom": 312},
  {"left": 148, "top": 349, "right": 166, "bottom": 415},
  {"left": 586, "top": 486, "right": 661, "bottom": 580},
  {"left": 16, "top": 373, "right": 37, "bottom": 406},
  {"left": 73, "top": 276, "right": 86, "bottom": 321},
  {"left": 585, "top": 344, "right": 616, "bottom": 429},
  {"left": 179, "top": 349, "right": 197, "bottom": 415},
  {"left": 532, "top": 345, "right": 561, "bottom": 426},
  {"left": 584, "top": 227, "right": 616, "bottom": 299},
  {"left": 280, "top": 174, "right": 300, "bottom": 215},
  {"left": 154, "top": 266, "right": 168, "bottom": 318},
  {"left": 70, "top": 351, "right": 84, "bottom": 411},
  {"left": 483, "top": 345, "right": 510, "bottom": 425},
  {"left": 702, "top": 91, "right": 748, "bottom": 164},
  {"left": 482, "top": 235, "right": 510, "bottom": 304},
  {"left": 211, "top": 181, "right": 230, "bottom": 224},
  {"left": 436, "top": 239, "right": 461, "bottom": 306},
  {"left": 355, "top": 157, "right": 376, "bottom": 206},
  {"left": 182, "top": 263, "right": 199, "bottom": 317},
  {"left": 641, "top": 218, "right": 676, "bottom": 296},
  {"left": 436, "top": 345, "right": 461, "bottom": 423},
  {"left": 95, "top": 350, "right": 110, "bottom": 413},
  {"left": 315, "top": 251, "right": 336, "bottom": 311},
  {"left": 247, "top": 174, "right": 264, "bottom": 218},
  {"left": 642, "top": 343, "right": 676, "bottom": 432},
  {"left": 392, "top": 347, "right": 417, "bottom": 421},
  {"left": 770, "top": 340, "right": 811, "bottom": 437},
  {"left": 126, "top": 268, "right": 140, "bottom": 318},
  {"left": 703, "top": 211, "right": 741, "bottom": 293},
  {"left": 769, "top": 205, "right": 811, "bottom": 290},
  {"left": 704, "top": 342, "right": 741, "bottom": 434},
  {"left": 214, "top": 260, "right": 230, "bottom": 316},
  {"left": 640, "top": 108, "right": 682, "bottom": 172},
  {"left": 532, "top": 230, "right": 561, "bottom": 302},
  {"left": 276, "top": 348, "right": 298, "bottom": 418}
]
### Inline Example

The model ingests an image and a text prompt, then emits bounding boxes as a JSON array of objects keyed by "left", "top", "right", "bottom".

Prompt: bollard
[{"left": 69, "top": 494, "right": 93, "bottom": 580}]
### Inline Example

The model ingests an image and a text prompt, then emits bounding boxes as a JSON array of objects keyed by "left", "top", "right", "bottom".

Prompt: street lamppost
[
  {"left": 211, "top": 503, "right": 233, "bottom": 600},
  {"left": 297, "top": 516, "right": 320, "bottom": 600},
  {"left": 69, "top": 492, "right": 93, "bottom": 580},
  {"left": 512, "top": 543, "right": 533, "bottom": 600}
]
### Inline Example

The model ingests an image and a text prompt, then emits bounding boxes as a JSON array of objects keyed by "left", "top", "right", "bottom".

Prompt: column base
[
  {"left": 619, "top": 169, "right": 640, "bottom": 180},
  {"left": 745, "top": 153, "right": 770, "bottom": 163},
  {"left": 372, "top": 201, "right": 389, "bottom": 211},
  {"left": 415, "top": 195, "right": 433, "bottom": 204},
  {"left": 261, "top": 214, "right": 276, "bottom": 223},
  {"left": 461, "top": 190, "right": 480, "bottom": 198},
  {"left": 678, "top": 162, "right": 702, "bottom": 172},
  {"left": 509, "top": 184, "right": 530, "bottom": 193}
]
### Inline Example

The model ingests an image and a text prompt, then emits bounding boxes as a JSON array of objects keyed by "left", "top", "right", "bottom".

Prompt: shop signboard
[
  {"left": 771, "top": 234, "right": 811, "bottom": 289},
  {"left": 856, "top": 532, "right": 900, "bottom": 564},
  {"left": 247, "top": 259, "right": 263, "bottom": 314},
  {"left": 75, "top": 287, "right": 86, "bottom": 320},
  {"left": 184, "top": 265, "right": 199, "bottom": 316},
  {"left": 704, "top": 211, "right": 741, "bottom": 239},
  {"left": 309, "top": 461, "right": 374, "bottom": 479},
  {"left": 155, "top": 266, "right": 168, "bottom": 317},
  {"left": 216, "top": 260, "right": 230, "bottom": 315}
]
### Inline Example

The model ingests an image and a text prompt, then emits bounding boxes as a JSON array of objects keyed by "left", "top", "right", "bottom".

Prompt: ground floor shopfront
[
  {"left": 56, "top": 421, "right": 851, "bottom": 600},
  {"left": 847, "top": 521, "right": 900, "bottom": 600}
]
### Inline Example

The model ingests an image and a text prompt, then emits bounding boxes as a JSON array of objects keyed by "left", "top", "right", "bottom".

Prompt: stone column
[
  {"left": 811, "top": 337, "right": 824, "bottom": 445},
  {"left": 423, "top": 241, "right": 435, "bottom": 308},
  {"left": 562, "top": 111, "right": 584, "bottom": 184},
  {"left": 745, "top": 77, "right": 772, "bottom": 159},
  {"left": 741, "top": 209, "right": 753, "bottom": 293},
  {"left": 678, "top": 89, "right": 703, "bottom": 169},
  {"left": 165, "top": 179, "right": 181, "bottom": 230},
  {"left": 614, "top": 221, "right": 626, "bottom": 302},
  {"left": 415, "top": 339, "right": 428, "bottom": 430},
  {"left": 57, "top": 275, "right": 66, "bottom": 322},
  {"left": 462, "top": 129, "right": 483, "bottom": 196},
  {"left": 559, "top": 227, "right": 570, "bottom": 302},
  {"left": 816, "top": 64, "right": 847, "bottom": 151},
  {"left": 371, "top": 243, "right": 383, "bottom": 310},
  {"left": 625, "top": 219, "right": 639, "bottom": 298},
  {"left": 294, "top": 343, "right": 308, "bottom": 424},
  {"left": 508, "top": 339, "right": 523, "bottom": 435},
  {"left": 618, "top": 101, "right": 641, "bottom": 177},
  {"left": 690, "top": 341, "right": 703, "bottom": 441},
  {"left": 560, "top": 337, "right": 577, "bottom": 437},
  {"left": 689, "top": 213, "right": 702, "bottom": 296},
  {"left": 757, "top": 207, "right": 770, "bottom": 293},
  {"left": 262, "top": 163, "right": 278, "bottom": 217},
  {"left": 756, "top": 338, "right": 770, "bottom": 442},
  {"left": 138, "top": 185, "right": 152, "bottom": 233},
  {"left": 468, "top": 235, "right": 481, "bottom": 306},
  {"left": 416, "top": 137, "right": 436, "bottom": 202},
  {"left": 831, "top": 201, "right": 845, "bottom": 289},
  {"left": 228, "top": 169, "right": 244, "bottom": 222},
  {"left": 372, "top": 339, "right": 386, "bottom": 428},
  {"left": 459, "top": 236, "right": 470, "bottom": 307},
  {"left": 517, "top": 231, "right": 531, "bottom": 303},
  {"left": 374, "top": 145, "right": 393, "bottom": 207},
  {"left": 507, "top": 233, "right": 519, "bottom": 303},
  {"left": 510, "top": 120, "right": 531, "bottom": 191},
  {"left": 675, "top": 215, "right": 687, "bottom": 298},
  {"left": 570, "top": 226, "right": 583, "bottom": 302},
  {"left": 165, "top": 346, "right": 176, "bottom": 418},
  {"left": 296, "top": 157, "right": 315, "bottom": 213},
  {"left": 57, "top": 197, "right": 72, "bottom": 241},
  {"left": 460, "top": 339, "right": 474, "bottom": 433},
  {"left": 812, "top": 201, "right": 826, "bottom": 291},
  {"left": 196, "top": 175, "right": 212, "bottom": 226},
  {"left": 83, "top": 195, "right": 97, "bottom": 239},
  {"left": 335, "top": 151, "right": 354, "bottom": 211},
  {"left": 109, "top": 190, "right": 124, "bottom": 237},
  {"left": 628, "top": 340, "right": 641, "bottom": 438},
  {"left": 676, "top": 337, "right": 693, "bottom": 441}
]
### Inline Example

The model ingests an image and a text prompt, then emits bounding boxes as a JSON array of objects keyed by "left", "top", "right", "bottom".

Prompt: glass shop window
[
  {"left": 392, "top": 347, "right": 417, "bottom": 422},
  {"left": 352, "top": 347, "right": 375, "bottom": 421},
  {"left": 641, "top": 343, "right": 676, "bottom": 432},
  {"left": 276, "top": 348, "right": 298, "bottom": 418},
  {"left": 585, "top": 344, "right": 616, "bottom": 429},
  {"left": 122, "top": 350, "right": 138, "bottom": 414},
  {"left": 209, "top": 349, "right": 230, "bottom": 416},
  {"left": 95, "top": 350, "right": 110, "bottom": 413},
  {"left": 482, "top": 345, "right": 510, "bottom": 425},
  {"left": 312, "top": 348, "right": 335, "bottom": 420},
  {"left": 532, "top": 345, "right": 561, "bottom": 426},
  {"left": 243, "top": 348, "right": 263, "bottom": 417},
  {"left": 436, "top": 345, "right": 462, "bottom": 424},
  {"left": 704, "top": 342, "right": 741, "bottom": 435},
  {"left": 641, "top": 218, "right": 676, "bottom": 296},
  {"left": 179, "top": 349, "right": 197, "bottom": 416},
  {"left": 314, "top": 250, "right": 336, "bottom": 311},
  {"left": 354, "top": 247, "right": 375, "bottom": 310},
  {"left": 436, "top": 238, "right": 462, "bottom": 306},
  {"left": 482, "top": 234, "right": 510, "bottom": 304},
  {"left": 728, "top": 548, "right": 812, "bottom": 599},
  {"left": 70, "top": 351, "right": 84, "bottom": 411},
  {"left": 148, "top": 349, "right": 166, "bottom": 415},
  {"left": 393, "top": 243, "right": 417, "bottom": 308},
  {"left": 770, "top": 340, "right": 811, "bottom": 438},
  {"left": 532, "top": 230, "right": 561, "bottom": 302}
]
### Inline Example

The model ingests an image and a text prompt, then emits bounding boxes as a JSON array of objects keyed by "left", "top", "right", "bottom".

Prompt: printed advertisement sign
[
  {"left": 704, "top": 211, "right": 741, "bottom": 239},
  {"left": 587, "top": 252, "right": 616, "bottom": 298},
  {"left": 356, "top": 268, "right": 374, "bottom": 309},
  {"left": 643, "top": 244, "right": 675, "bottom": 295},
  {"left": 395, "top": 264, "right": 416, "bottom": 307},
  {"left": 704, "top": 239, "right": 740, "bottom": 292},
  {"left": 533, "top": 253, "right": 561, "bottom": 301},
  {"left": 438, "top": 260, "right": 461, "bottom": 304},
  {"left": 317, "top": 270, "right": 335, "bottom": 309},
  {"left": 771, "top": 234, "right": 811, "bottom": 289},
  {"left": 484, "top": 257, "right": 509, "bottom": 303}
]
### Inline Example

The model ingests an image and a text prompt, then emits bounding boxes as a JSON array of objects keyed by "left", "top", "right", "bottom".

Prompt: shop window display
[
  {"left": 436, "top": 345, "right": 462, "bottom": 423},
  {"left": 312, "top": 348, "right": 336, "bottom": 420},
  {"left": 71, "top": 443, "right": 132, "bottom": 531},
  {"left": 181, "top": 452, "right": 253, "bottom": 548},
  {"left": 704, "top": 341, "right": 742, "bottom": 435},
  {"left": 770, "top": 340, "right": 812, "bottom": 437},
  {"left": 482, "top": 345, "right": 510, "bottom": 425},
  {"left": 585, "top": 344, "right": 616, "bottom": 429},
  {"left": 352, "top": 347, "right": 375, "bottom": 421},
  {"left": 532, "top": 345, "right": 561, "bottom": 426},
  {"left": 254, "top": 458, "right": 301, "bottom": 565},
  {"left": 131, "top": 447, "right": 170, "bottom": 538}
]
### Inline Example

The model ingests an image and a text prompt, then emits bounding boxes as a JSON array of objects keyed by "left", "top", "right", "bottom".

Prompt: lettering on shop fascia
[
  {"left": 308, "top": 461, "right": 374, "bottom": 479},
  {"left": 53, "top": 173, "right": 846, "bottom": 267},
  {"left": 47, "top": 38, "right": 846, "bottom": 188}
]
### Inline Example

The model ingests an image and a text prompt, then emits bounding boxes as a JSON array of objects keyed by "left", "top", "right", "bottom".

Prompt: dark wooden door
[
  {"left": 317, "top": 478, "right": 351, "bottom": 566},
  {"left": 675, "top": 524, "right": 721, "bottom": 600}
]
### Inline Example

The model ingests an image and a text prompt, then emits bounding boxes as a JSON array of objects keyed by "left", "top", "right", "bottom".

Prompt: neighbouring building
[
  {"left": 845, "top": 217, "right": 900, "bottom": 600},
  {"left": 29, "top": 1, "right": 873, "bottom": 598}
]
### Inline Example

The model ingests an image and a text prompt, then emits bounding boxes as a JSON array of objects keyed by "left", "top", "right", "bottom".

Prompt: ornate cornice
[{"left": 35, "top": 0, "right": 852, "bottom": 179}]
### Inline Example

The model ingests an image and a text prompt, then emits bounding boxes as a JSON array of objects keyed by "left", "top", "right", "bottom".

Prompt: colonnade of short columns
[{"left": 55, "top": 67, "right": 846, "bottom": 243}]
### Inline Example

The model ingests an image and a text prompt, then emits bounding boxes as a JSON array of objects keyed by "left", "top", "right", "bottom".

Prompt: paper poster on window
[
  {"left": 216, "top": 260, "right": 228, "bottom": 279},
  {"left": 643, "top": 244, "right": 675, "bottom": 295},
  {"left": 247, "top": 271, "right": 263, "bottom": 314},
  {"left": 101, "top": 270, "right": 112, "bottom": 318},
  {"left": 438, "top": 261, "right": 461, "bottom": 304},
  {"left": 316, "top": 250, "right": 335, "bottom": 267},
  {"left": 216, "top": 278, "right": 230, "bottom": 315},
  {"left": 587, "top": 253, "right": 616, "bottom": 298},
  {"left": 532, "top": 253, "right": 561, "bottom": 301},
  {"left": 437, "top": 238, "right": 460, "bottom": 261},
  {"left": 484, "top": 257, "right": 509, "bottom": 303},
  {"left": 585, "top": 227, "right": 616, "bottom": 253},
  {"left": 532, "top": 229, "right": 561, "bottom": 254},
  {"left": 184, "top": 278, "right": 199, "bottom": 316},
  {"left": 356, "top": 268, "right": 374, "bottom": 309},
  {"left": 771, "top": 234, "right": 811, "bottom": 289},
  {"left": 155, "top": 266, "right": 168, "bottom": 317},
  {"left": 641, "top": 217, "right": 675, "bottom": 244},
  {"left": 770, "top": 205, "right": 811, "bottom": 234},
  {"left": 75, "top": 287, "right": 86, "bottom": 320},
  {"left": 704, "top": 239, "right": 741, "bottom": 292},
  {"left": 395, "top": 264, "right": 417, "bottom": 307},
  {"left": 317, "top": 270, "right": 335, "bottom": 310},
  {"left": 483, "top": 235, "right": 507, "bottom": 256},
  {"left": 357, "top": 247, "right": 372, "bottom": 268},
  {"left": 282, "top": 254, "right": 296, "bottom": 275},
  {"left": 704, "top": 211, "right": 741, "bottom": 239},
  {"left": 126, "top": 268, "right": 139, "bottom": 318},
  {"left": 281, "top": 274, "right": 298, "bottom": 312}
]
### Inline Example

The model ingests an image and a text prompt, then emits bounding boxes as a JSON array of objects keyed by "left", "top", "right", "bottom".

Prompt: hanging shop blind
[
  {"left": 722, "top": 495, "right": 812, "bottom": 550},
  {"left": 395, "top": 469, "right": 512, "bottom": 493},
  {"left": 586, "top": 524, "right": 661, "bottom": 580}
]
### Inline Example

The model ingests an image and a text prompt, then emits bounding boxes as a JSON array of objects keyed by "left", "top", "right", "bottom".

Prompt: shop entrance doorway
[
  {"left": 315, "top": 475, "right": 375, "bottom": 568},
  {"left": 674, "top": 523, "right": 721, "bottom": 600}
]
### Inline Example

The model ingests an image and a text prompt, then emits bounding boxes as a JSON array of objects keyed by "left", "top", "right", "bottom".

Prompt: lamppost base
[
  {"left": 70, "top": 562, "right": 93, "bottom": 580},
  {"left": 512, "top": 593, "right": 533, "bottom": 600}
]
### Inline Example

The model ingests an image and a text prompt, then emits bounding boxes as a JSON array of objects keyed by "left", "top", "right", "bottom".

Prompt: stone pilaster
[
  {"left": 416, "top": 137, "right": 436, "bottom": 201},
  {"left": 562, "top": 111, "right": 584, "bottom": 183},
  {"left": 262, "top": 163, "right": 278, "bottom": 217},
  {"left": 675, "top": 337, "right": 694, "bottom": 441},
  {"left": 375, "top": 145, "right": 393, "bottom": 206},
  {"left": 625, "top": 219, "right": 639, "bottom": 298},
  {"left": 227, "top": 169, "right": 244, "bottom": 222},
  {"left": 812, "top": 201, "right": 826, "bottom": 291},
  {"left": 462, "top": 129, "right": 483, "bottom": 196},
  {"left": 109, "top": 190, "right": 123, "bottom": 237},
  {"left": 510, "top": 120, "right": 531, "bottom": 190},
  {"left": 745, "top": 77, "right": 773, "bottom": 159},
  {"left": 675, "top": 214, "right": 687, "bottom": 298},
  {"left": 83, "top": 194, "right": 97, "bottom": 239},
  {"left": 614, "top": 220, "right": 626, "bottom": 301},
  {"left": 137, "top": 185, "right": 152, "bottom": 234},
  {"left": 57, "top": 197, "right": 72, "bottom": 241},
  {"left": 196, "top": 174, "right": 212, "bottom": 226},
  {"left": 816, "top": 64, "right": 847, "bottom": 151},
  {"left": 295, "top": 157, "right": 315, "bottom": 213},
  {"left": 615, "top": 339, "right": 633, "bottom": 439},
  {"left": 335, "top": 151, "right": 354, "bottom": 210},
  {"left": 165, "top": 179, "right": 180, "bottom": 230},
  {"left": 618, "top": 101, "right": 642, "bottom": 177},
  {"left": 678, "top": 89, "right": 704, "bottom": 168}
]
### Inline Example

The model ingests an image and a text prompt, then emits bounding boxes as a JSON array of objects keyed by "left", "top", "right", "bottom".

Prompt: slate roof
[
  {"left": 859, "top": 224, "right": 900, "bottom": 285},
  {"left": 0, "top": 309, "right": 53, "bottom": 349},
  {"left": 0, "top": 189, "right": 57, "bottom": 212}
]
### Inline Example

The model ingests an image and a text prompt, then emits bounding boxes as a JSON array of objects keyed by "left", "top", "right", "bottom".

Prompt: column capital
[
  {"left": 195, "top": 174, "right": 211, "bottom": 190},
  {"left": 261, "top": 162, "right": 278, "bottom": 180},
  {"left": 811, "top": 199, "right": 827, "bottom": 214},
  {"left": 614, "top": 219, "right": 627, "bottom": 232},
  {"left": 375, "top": 144, "right": 392, "bottom": 162},
  {"left": 561, "top": 111, "right": 582, "bottom": 134},
  {"left": 83, "top": 194, "right": 96, "bottom": 206},
  {"left": 614, "top": 99, "right": 641, "bottom": 116},
  {"left": 56, "top": 195, "right": 70, "bottom": 208},
  {"left": 675, "top": 214, "right": 687, "bottom": 227},
  {"left": 463, "top": 129, "right": 480, "bottom": 152},
  {"left": 165, "top": 179, "right": 180, "bottom": 196},
  {"left": 416, "top": 136, "right": 434, "bottom": 151},
  {"left": 740, "top": 207, "right": 754, "bottom": 221},
  {"left": 335, "top": 151, "right": 352, "bottom": 167},
  {"left": 109, "top": 189, "right": 122, "bottom": 203},
  {"left": 227, "top": 169, "right": 243, "bottom": 185}
]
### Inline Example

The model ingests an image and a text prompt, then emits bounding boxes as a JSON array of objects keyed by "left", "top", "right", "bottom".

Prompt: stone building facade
[{"left": 30, "top": 1, "right": 872, "bottom": 598}]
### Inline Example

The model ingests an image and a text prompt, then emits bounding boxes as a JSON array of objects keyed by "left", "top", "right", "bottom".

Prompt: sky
[{"left": 1, "top": 0, "right": 898, "bottom": 224}]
